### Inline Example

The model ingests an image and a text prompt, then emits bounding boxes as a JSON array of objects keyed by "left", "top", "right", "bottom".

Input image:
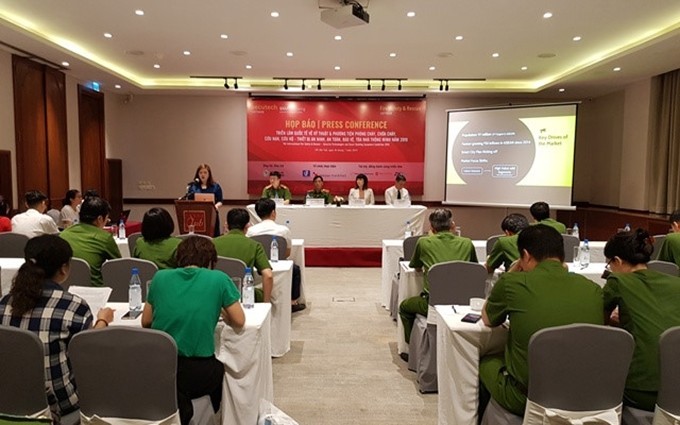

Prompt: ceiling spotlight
[
  {"left": 445, "top": 80, "right": 449, "bottom": 91},
  {"left": 271, "top": 11, "right": 280, "bottom": 18},
  {"left": 381, "top": 79, "right": 385, "bottom": 91},
  {"left": 224, "top": 79, "right": 230, "bottom": 89},
  {"left": 367, "top": 80, "right": 371, "bottom": 90},
  {"left": 429, "top": 66, "right": 436, "bottom": 71},
  {"left": 613, "top": 67, "right": 622, "bottom": 72},
  {"left": 234, "top": 79, "right": 239, "bottom": 89},
  {"left": 114, "top": 84, "right": 121, "bottom": 89},
  {"left": 135, "top": 9, "right": 144, "bottom": 16},
  {"left": 245, "top": 65, "right": 252, "bottom": 69},
  {"left": 317, "top": 79, "right": 322, "bottom": 90},
  {"left": 104, "top": 32, "right": 113, "bottom": 38},
  {"left": 439, "top": 80, "right": 443, "bottom": 91},
  {"left": 284, "top": 79, "right": 288, "bottom": 90},
  {"left": 302, "top": 79, "right": 306, "bottom": 90},
  {"left": 572, "top": 36, "right": 582, "bottom": 42},
  {"left": 183, "top": 51, "right": 191, "bottom": 56},
  {"left": 389, "top": 52, "right": 397, "bottom": 58},
  {"left": 492, "top": 53, "right": 500, "bottom": 58},
  {"left": 153, "top": 64, "right": 160, "bottom": 69},
  {"left": 407, "top": 11, "right": 416, "bottom": 17},
  {"left": 220, "top": 34, "right": 229, "bottom": 39},
  {"left": 334, "top": 35, "right": 342, "bottom": 41},
  {"left": 455, "top": 35, "right": 464, "bottom": 41},
  {"left": 558, "top": 88, "right": 565, "bottom": 92},
  {"left": 543, "top": 12, "right": 553, "bottom": 18},
  {"left": 334, "top": 66, "right": 341, "bottom": 71},
  {"left": 61, "top": 61, "right": 70, "bottom": 67},
  {"left": 286, "top": 52, "right": 294, "bottom": 57},
  {"left": 398, "top": 80, "right": 402, "bottom": 91}
]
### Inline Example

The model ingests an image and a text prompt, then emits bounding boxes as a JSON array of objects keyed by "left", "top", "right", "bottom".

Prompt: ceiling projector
[{"left": 320, "top": 3, "right": 370, "bottom": 29}]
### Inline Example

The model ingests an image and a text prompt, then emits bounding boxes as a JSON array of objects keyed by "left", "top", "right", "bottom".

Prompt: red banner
[{"left": 247, "top": 98, "right": 426, "bottom": 196}]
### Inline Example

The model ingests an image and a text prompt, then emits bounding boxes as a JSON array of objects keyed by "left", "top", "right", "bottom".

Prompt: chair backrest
[
  {"left": 657, "top": 326, "right": 680, "bottom": 414},
  {"left": 651, "top": 234, "right": 667, "bottom": 261},
  {"left": 215, "top": 256, "right": 247, "bottom": 280},
  {"left": 647, "top": 260, "right": 680, "bottom": 277},
  {"left": 486, "top": 234, "right": 504, "bottom": 257},
  {"left": 0, "top": 232, "right": 30, "bottom": 257},
  {"left": 101, "top": 258, "right": 158, "bottom": 302},
  {"left": 527, "top": 324, "right": 634, "bottom": 411},
  {"left": 403, "top": 235, "right": 425, "bottom": 261},
  {"left": 176, "top": 233, "right": 213, "bottom": 242},
  {"left": 69, "top": 327, "right": 178, "bottom": 420},
  {"left": 127, "top": 232, "right": 143, "bottom": 256},
  {"left": 562, "top": 234, "right": 580, "bottom": 262},
  {"left": 427, "top": 261, "right": 487, "bottom": 306},
  {"left": 46, "top": 209, "right": 61, "bottom": 226},
  {"left": 250, "top": 234, "right": 288, "bottom": 260},
  {"left": 62, "top": 257, "right": 92, "bottom": 290},
  {"left": 0, "top": 326, "right": 50, "bottom": 415}
]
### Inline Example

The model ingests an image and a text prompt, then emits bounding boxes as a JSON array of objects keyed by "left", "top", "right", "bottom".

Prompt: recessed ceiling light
[
  {"left": 153, "top": 63, "right": 160, "bottom": 69},
  {"left": 61, "top": 61, "right": 70, "bottom": 67},
  {"left": 558, "top": 88, "right": 565, "bottom": 92},
  {"left": 521, "top": 66, "right": 528, "bottom": 71},
  {"left": 270, "top": 11, "right": 279, "bottom": 17},
  {"left": 286, "top": 52, "right": 294, "bottom": 57},
  {"left": 429, "top": 66, "right": 436, "bottom": 71},
  {"left": 572, "top": 36, "right": 582, "bottom": 42},
  {"left": 613, "top": 67, "right": 622, "bottom": 72},
  {"left": 455, "top": 35, "right": 463, "bottom": 41},
  {"left": 245, "top": 65, "right": 252, "bottom": 69},
  {"left": 135, "top": 9, "right": 144, "bottom": 16},
  {"left": 334, "top": 35, "right": 342, "bottom": 41},
  {"left": 543, "top": 12, "right": 553, "bottom": 19},
  {"left": 114, "top": 84, "right": 122, "bottom": 89},
  {"left": 334, "top": 66, "right": 341, "bottom": 71},
  {"left": 407, "top": 11, "right": 416, "bottom": 17},
  {"left": 183, "top": 51, "right": 191, "bottom": 56},
  {"left": 103, "top": 32, "right": 113, "bottom": 39},
  {"left": 220, "top": 34, "right": 228, "bottom": 39},
  {"left": 492, "top": 53, "right": 500, "bottom": 58},
  {"left": 389, "top": 52, "right": 397, "bottom": 58}
]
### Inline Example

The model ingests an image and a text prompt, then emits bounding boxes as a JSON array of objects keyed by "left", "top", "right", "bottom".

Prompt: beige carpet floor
[{"left": 271, "top": 267, "right": 437, "bottom": 425}]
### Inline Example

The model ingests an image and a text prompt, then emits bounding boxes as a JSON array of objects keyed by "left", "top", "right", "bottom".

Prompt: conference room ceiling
[{"left": 1, "top": 0, "right": 679, "bottom": 99}]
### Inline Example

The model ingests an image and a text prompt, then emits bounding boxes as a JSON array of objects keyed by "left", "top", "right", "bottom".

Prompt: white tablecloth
[
  {"left": 115, "top": 238, "right": 131, "bottom": 257},
  {"left": 270, "top": 260, "right": 293, "bottom": 357},
  {"left": 0, "top": 257, "right": 24, "bottom": 296},
  {"left": 435, "top": 304, "right": 508, "bottom": 425},
  {"left": 247, "top": 204, "right": 427, "bottom": 247},
  {"left": 107, "top": 302, "right": 273, "bottom": 425}
]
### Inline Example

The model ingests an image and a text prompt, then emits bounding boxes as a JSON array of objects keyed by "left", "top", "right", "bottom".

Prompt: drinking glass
[{"left": 572, "top": 246, "right": 580, "bottom": 268}]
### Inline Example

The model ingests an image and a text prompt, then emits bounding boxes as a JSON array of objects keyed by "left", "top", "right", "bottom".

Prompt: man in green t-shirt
[
  {"left": 261, "top": 171, "right": 291, "bottom": 204},
  {"left": 306, "top": 175, "right": 332, "bottom": 204},
  {"left": 658, "top": 209, "right": 680, "bottom": 268},
  {"left": 480, "top": 225, "right": 603, "bottom": 416},
  {"left": 486, "top": 213, "right": 529, "bottom": 273},
  {"left": 529, "top": 201, "right": 567, "bottom": 234},
  {"left": 399, "top": 209, "right": 478, "bottom": 346},
  {"left": 213, "top": 208, "right": 273, "bottom": 302}
]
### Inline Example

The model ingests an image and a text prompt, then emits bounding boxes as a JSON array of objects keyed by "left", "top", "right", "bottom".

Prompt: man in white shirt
[
  {"left": 247, "top": 198, "right": 305, "bottom": 311},
  {"left": 384, "top": 174, "right": 410, "bottom": 205},
  {"left": 11, "top": 190, "right": 60, "bottom": 238}
]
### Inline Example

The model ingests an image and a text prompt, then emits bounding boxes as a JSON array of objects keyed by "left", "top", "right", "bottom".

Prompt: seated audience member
[
  {"left": 603, "top": 229, "right": 680, "bottom": 412},
  {"left": 479, "top": 225, "right": 603, "bottom": 417},
  {"left": 247, "top": 198, "right": 304, "bottom": 311},
  {"left": 399, "top": 209, "right": 478, "bottom": 347},
  {"left": 59, "top": 189, "right": 82, "bottom": 228},
  {"left": 0, "top": 235, "right": 113, "bottom": 419},
  {"left": 657, "top": 209, "right": 680, "bottom": 267},
  {"left": 142, "top": 236, "right": 244, "bottom": 425},
  {"left": 0, "top": 195, "right": 11, "bottom": 232},
  {"left": 486, "top": 213, "right": 530, "bottom": 273},
  {"left": 60, "top": 196, "right": 121, "bottom": 286},
  {"left": 384, "top": 174, "right": 409, "bottom": 205},
  {"left": 261, "top": 171, "right": 291, "bottom": 204},
  {"left": 347, "top": 173, "right": 375, "bottom": 205},
  {"left": 133, "top": 207, "right": 181, "bottom": 269},
  {"left": 11, "top": 190, "right": 60, "bottom": 238},
  {"left": 306, "top": 175, "right": 332, "bottom": 204},
  {"left": 529, "top": 201, "right": 567, "bottom": 234},
  {"left": 213, "top": 208, "right": 273, "bottom": 302}
]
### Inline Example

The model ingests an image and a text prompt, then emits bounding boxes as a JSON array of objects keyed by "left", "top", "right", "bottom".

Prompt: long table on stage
[{"left": 247, "top": 204, "right": 428, "bottom": 266}]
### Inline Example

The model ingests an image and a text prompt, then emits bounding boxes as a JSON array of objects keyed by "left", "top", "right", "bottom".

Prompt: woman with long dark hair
[
  {"left": 347, "top": 173, "right": 375, "bottom": 205},
  {"left": 59, "top": 189, "right": 82, "bottom": 228},
  {"left": 187, "top": 163, "right": 223, "bottom": 236},
  {"left": 0, "top": 235, "right": 113, "bottom": 419}
]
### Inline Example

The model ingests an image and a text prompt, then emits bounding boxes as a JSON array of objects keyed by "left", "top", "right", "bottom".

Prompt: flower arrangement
[{"left": 333, "top": 196, "right": 345, "bottom": 206}]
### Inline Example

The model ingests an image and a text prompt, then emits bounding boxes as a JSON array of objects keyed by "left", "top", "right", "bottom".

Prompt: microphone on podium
[{"left": 180, "top": 178, "right": 200, "bottom": 200}]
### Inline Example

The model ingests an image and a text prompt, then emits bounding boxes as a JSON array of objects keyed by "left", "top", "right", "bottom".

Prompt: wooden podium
[{"left": 174, "top": 200, "right": 216, "bottom": 236}]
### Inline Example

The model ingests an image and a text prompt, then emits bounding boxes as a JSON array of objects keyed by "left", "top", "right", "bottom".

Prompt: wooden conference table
[{"left": 108, "top": 302, "right": 272, "bottom": 425}]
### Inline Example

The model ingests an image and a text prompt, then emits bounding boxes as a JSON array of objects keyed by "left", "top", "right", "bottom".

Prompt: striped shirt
[{"left": 0, "top": 281, "right": 93, "bottom": 415}]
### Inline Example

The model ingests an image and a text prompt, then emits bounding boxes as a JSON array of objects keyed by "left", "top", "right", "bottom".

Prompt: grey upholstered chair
[
  {"left": 651, "top": 234, "right": 667, "bottom": 261},
  {"left": 403, "top": 235, "right": 425, "bottom": 262},
  {"left": 562, "top": 234, "right": 580, "bottom": 262},
  {"left": 647, "top": 260, "right": 680, "bottom": 277},
  {"left": 250, "top": 234, "right": 288, "bottom": 260},
  {"left": 101, "top": 258, "right": 158, "bottom": 302},
  {"left": 486, "top": 234, "right": 504, "bottom": 257},
  {"left": 0, "top": 232, "right": 30, "bottom": 258},
  {"left": 126, "top": 232, "right": 143, "bottom": 256},
  {"left": 62, "top": 257, "right": 92, "bottom": 290},
  {"left": 215, "top": 256, "right": 247, "bottom": 281}
]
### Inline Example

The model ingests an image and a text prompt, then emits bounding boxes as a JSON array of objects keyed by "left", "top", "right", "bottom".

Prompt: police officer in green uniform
[
  {"left": 658, "top": 209, "right": 680, "bottom": 268},
  {"left": 486, "top": 213, "right": 530, "bottom": 272},
  {"left": 529, "top": 201, "right": 567, "bottom": 234},
  {"left": 305, "top": 175, "right": 332, "bottom": 204},
  {"left": 261, "top": 171, "right": 291, "bottom": 204}
]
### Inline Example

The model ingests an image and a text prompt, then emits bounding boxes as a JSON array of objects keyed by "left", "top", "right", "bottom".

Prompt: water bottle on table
[
  {"left": 242, "top": 267, "right": 255, "bottom": 309},
  {"left": 270, "top": 236, "right": 279, "bottom": 262},
  {"left": 404, "top": 220, "right": 413, "bottom": 239},
  {"left": 572, "top": 223, "right": 579, "bottom": 240},
  {"left": 129, "top": 267, "right": 142, "bottom": 312},
  {"left": 579, "top": 239, "right": 590, "bottom": 269},
  {"left": 118, "top": 219, "right": 126, "bottom": 239}
]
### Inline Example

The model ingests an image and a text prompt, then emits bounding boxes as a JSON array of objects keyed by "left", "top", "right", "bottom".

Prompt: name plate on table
[
  {"left": 274, "top": 198, "right": 285, "bottom": 206},
  {"left": 348, "top": 199, "right": 366, "bottom": 207},
  {"left": 392, "top": 199, "right": 411, "bottom": 208},
  {"left": 305, "top": 198, "right": 325, "bottom": 207}
]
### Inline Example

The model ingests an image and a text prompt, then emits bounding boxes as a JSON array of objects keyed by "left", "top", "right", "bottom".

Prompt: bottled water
[
  {"left": 118, "top": 219, "right": 126, "bottom": 239},
  {"left": 623, "top": 223, "right": 631, "bottom": 232},
  {"left": 572, "top": 223, "right": 579, "bottom": 240},
  {"left": 285, "top": 220, "right": 290, "bottom": 228},
  {"left": 129, "top": 267, "right": 142, "bottom": 312},
  {"left": 404, "top": 220, "right": 413, "bottom": 239},
  {"left": 579, "top": 239, "right": 590, "bottom": 268},
  {"left": 242, "top": 267, "right": 255, "bottom": 309},
  {"left": 270, "top": 236, "right": 279, "bottom": 262}
]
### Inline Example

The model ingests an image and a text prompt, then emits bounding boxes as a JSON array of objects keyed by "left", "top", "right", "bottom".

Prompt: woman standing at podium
[{"left": 188, "top": 164, "right": 223, "bottom": 237}]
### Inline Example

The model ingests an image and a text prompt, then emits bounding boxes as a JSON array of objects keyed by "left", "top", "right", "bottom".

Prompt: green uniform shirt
[
  {"left": 485, "top": 260, "right": 603, "bottom": 392},
  {"left": 603, "top": 269, "right": 680, "bottom": 392},
  {"left": 408, "top": 231, "right": 478, "bottom": 292},
  {"left": 262, "top": 185, "right": 291, "bottom": 201},
  {"left": 213, "top": 230, "right": 271, "bottom": 273},
  {"left": 536, "top": 218, "right": 567, "bottom": 234},
  {"left": 148, "top": 268, "right": 239, "bottom": 357},
  {"left": 487, "top": 234, "right": 520, "bottom": 271},
  {"left": 306, "top": 189, "right": 332, "bottom": 204},
  {"left": 133, "top": 236, "right": 181, "bottom": 269},
  {"left": 658, "top": 232, "right": 680, "bottom": 268},
  {"left": 60, "top": 223, "right": 122, "bottom": 286}
]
